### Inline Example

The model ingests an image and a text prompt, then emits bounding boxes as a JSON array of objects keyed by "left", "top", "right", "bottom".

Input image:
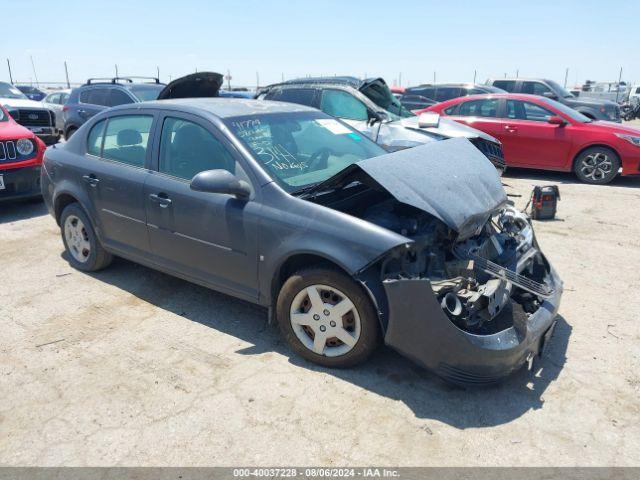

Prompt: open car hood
[
  {"left": 307, "top": 138, "right": 508, "bottom": 239},
  {"left": 157, "top": 72, "right": 223, "bottom": 100}
]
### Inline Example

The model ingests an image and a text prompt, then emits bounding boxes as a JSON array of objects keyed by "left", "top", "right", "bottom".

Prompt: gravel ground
[{"left": 0, "top": 169, "right": 639, "bottom": 466}]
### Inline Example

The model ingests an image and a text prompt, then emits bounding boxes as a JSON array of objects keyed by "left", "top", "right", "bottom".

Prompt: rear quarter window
[
  {"left": 266, "top": 88, "right": 316, "bottom": 107},
  {"left": 492, "top": 80, "right": 516, "bottom": 92}
]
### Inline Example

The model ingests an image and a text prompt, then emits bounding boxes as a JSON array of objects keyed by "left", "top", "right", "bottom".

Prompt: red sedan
[
  {"left": 422, "top": 93, "right": 640, "bottom": 184},
  {"left": 0, "top": 105, "right": 46, "bottom": 201}
]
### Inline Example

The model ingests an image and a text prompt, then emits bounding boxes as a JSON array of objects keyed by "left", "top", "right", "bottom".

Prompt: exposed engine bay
[{"left": 310, "top": 184, "right": 553, "bottom": 335}]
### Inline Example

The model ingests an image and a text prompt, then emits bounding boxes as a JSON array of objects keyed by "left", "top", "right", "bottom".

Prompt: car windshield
[
  {"left": 360, "top": 81, "right": 414, "bottom": 120},
  {"left": 546, "top": 79, "right": 575, "bottom": 99},
  {"left": 541, "top": 98, "right": 592, "bottom": 123},
  {"left": 128, "top": 84, "right": 164, "bottom": 101},
  {"left": 226, "top": 111, "right": 387, "bottom": 193},
  {"left": 0, "top": 82, "right": 28, "bottom": 99}
]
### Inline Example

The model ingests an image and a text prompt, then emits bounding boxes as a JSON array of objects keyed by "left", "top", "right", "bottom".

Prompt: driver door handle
[
  {"left": 149, "top": 193, "right": 172, "bottom": 208},
  {"left": 82, "top": 174, "right": 100, "bottom": 187},
  {"left": 504, "top": 125, "right": 518, "bottom": 133}
]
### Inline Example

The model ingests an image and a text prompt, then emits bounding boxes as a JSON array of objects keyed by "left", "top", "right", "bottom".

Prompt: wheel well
[
  {"left": 572, "top": 144, "right": 620, "bottom": 169},
  {"left": 271, "top": 254, "right": 351, "bottom": 306},
  {"left": 54, "top": 193, "right": 78, "bottom": 225},
  {"left": 64, "top": 125, "right": 77, "bottom": 138}
]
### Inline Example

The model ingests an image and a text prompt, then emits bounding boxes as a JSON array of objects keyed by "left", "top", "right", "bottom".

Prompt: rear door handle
[
  {"left": 149, "top": 193, "right": 172, "bottom": 208},
  {"left": 82, "top": 174, "right": 100, "bottom": 187}
]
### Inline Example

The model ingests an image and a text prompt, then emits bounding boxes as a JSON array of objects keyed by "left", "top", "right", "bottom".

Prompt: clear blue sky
[{"left": 2, "top": 0, "right": 638, "bottom": 89}]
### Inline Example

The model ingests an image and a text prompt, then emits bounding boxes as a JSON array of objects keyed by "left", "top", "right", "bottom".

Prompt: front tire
[
  {"left": 573, "top": 147, "right": 620, "bottom": 184},
  {"left": 276, "top": 267, "right": 380, "bottom": 368},
  {"left": 60, "top": 203, "right": 112, "bottom": 272}
]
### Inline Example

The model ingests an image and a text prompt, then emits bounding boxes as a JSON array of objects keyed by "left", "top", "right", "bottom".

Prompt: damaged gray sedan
[{"left": 42, "top": 99, "right": 561, "bottom": 385}]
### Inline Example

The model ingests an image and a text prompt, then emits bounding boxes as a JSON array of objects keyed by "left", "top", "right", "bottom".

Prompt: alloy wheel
[
  {"left": 289, "top": 284, "right": 361, "bottom": 357},
  {"left": 580, "top": 152, "right": 613, "bottom": 182},
  {"left": 64, "top": 215, "right": 91, "bottom": 263}
]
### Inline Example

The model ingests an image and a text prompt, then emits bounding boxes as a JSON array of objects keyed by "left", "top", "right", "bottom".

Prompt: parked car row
[{"left": 0, "top": 82, "right": 59, "bottom": 145}]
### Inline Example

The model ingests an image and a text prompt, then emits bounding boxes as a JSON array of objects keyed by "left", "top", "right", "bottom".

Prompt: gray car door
[
  {"left": 80, "top": 112, "right": 156, "bottom": 255},
  {"left": 144, "top": 112, "right": 260, "bottom": 301}
]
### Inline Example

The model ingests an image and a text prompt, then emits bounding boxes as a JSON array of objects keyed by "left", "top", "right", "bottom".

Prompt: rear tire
[
  {"left": 60, "top": 203, "right": 112, "bottom": 272},
  {"left": 276, "top": 267, "right": 380, "bottom": 368},
  {"left": 573, "top": 147, "right": 620, "bottom": 185}
]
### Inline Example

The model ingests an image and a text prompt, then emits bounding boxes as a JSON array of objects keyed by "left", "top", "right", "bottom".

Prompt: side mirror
[
  {"left": 190, "top": 169, "right": 251, "bottom": 200},
  {"left": 547, "top": 115, "right": 566, "bottom": 126},
  {"left": 542, "top": 91, "right": 558, "bottom": 100},
  {"left": 369, "top": 110, "right": 389, "bottom": 125},
  {"left": 418, "top": 111, "right": 440, "bottom": 128}
]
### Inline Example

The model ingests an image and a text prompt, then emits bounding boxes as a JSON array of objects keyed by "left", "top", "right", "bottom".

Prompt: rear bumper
[
  {"left": 383, "top": 265, "right": 562, "bottom": 386},
  {"left": 0, "top": 165, "right": 42, "bottom": 202}
]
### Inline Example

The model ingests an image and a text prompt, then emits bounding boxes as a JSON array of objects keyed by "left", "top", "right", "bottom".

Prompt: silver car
[
  {"left": 43, "top": 89, "right": 71, "bottom": 133},
  {"left": 259, "top": 77, "right": 506, "bottom": 171}
]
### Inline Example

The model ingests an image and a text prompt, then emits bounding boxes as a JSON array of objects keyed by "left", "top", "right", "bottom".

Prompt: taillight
[{"left": 62, "top": 105, "right": 69, "bottom": 112}]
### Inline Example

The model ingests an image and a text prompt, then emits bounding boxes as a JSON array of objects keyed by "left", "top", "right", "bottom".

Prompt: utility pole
[
  {"left": 281, "top": 72, "right": 284, "bottom": 82},
  {"left": 115, "top": 64, "right": 119, "bottom": 78},
  {"left": 30, "top": 55, "right": 39, "bottom": 86},
  {"left": 156, "top": 66, "right": 160, "bottom": 81},
  {"left": 256, "top": 71, "right": 260, "bottom": 90},
  {"left": 226, "top": 69, "right": 231, "bottom": 90},
  {"left": 615, "top": 67, "right": 623, "bottom": 103},
  {"left": 433, "top": 71, "right": 436, "bottom": 83},
  {"left": 64, "top": 61, "right": 70, "bottom": 88},
  {"left": 564, "top": 68, "right": 569, "bottom": 88},
  {"left": 7, "top": 58, "right": 13, "bottom": 84},
  {"left": 516, "top": 69, "right": 519, "bottom": 78},
  {"left": 398, "top": 72, "right": 402, "bottom": 87},
  {"left": 473, "top": 70, "right": 477, "bottom": 83}
]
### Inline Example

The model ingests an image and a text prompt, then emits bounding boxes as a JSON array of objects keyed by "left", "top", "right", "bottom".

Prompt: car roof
[
  {"left": 265, "top": 76, "right": 387, "bottom": 91},
  {"left": 444, "top": 93, "right": 549, "bottom": 102},
  {"left": 108, "top": 97, "right": 318, "bottom": 118},
  {"left": 491, "top": 77, "right": 551, "bottom": 82}
]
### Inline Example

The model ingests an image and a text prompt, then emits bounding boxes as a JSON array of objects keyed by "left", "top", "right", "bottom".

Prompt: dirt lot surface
[{"left": 1, "top": 169, "right": 639, "bottom": 466}]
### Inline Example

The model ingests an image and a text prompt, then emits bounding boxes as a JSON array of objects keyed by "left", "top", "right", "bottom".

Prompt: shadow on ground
[
  {"left": 503, "top": 167, "right": 640, "bottom": 189},
  {"left": 75, "top": 255, "right": 571, "bottom": 430},
  {"left": 0, "top": 199, "right": 48, "bottom": 224}
]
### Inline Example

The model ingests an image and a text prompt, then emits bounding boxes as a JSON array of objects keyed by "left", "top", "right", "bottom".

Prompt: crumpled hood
[
  {"left": 309, "top": 137, "right": 508, "bottom": 239},
  {"left": 397, "top": 115, "right": 500, "bottom": 144}
]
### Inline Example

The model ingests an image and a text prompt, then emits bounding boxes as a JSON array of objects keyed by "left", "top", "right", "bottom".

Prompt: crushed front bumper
[{"left": 383, "top": 265, "right": 562, "bottom": 386}]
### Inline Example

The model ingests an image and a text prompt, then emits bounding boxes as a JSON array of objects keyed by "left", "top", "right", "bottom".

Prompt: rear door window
[
  {"left": 159, "top": 117, "right": 237, "bottom": 180},
  {"left": 506, "top": 100, "right": 554, "bottom": 121},
  {"left": 107, "top": 89, "right": 134, "bottom": 107},
  {"left": 101, "top": 115, "right": 154, "bottom": 167},
  {"left": 434, "top": 87, "right": 462, "bottom": 102},
  {"left": 267, "top": 88, "right": 316, "bottom": 107},
  {"left": 46, "top": 93, "right": 61, "bottom": 104},
  {"left": 406, "top": 86, "right": 435, "bottom": 99},
  {"left": 80, "top": 88, "right": 110, "bottom": 106},
  {"left": 320, "top": 89, "right": 368, "bottom": 121},
  {"left": 522, "top": 81, "right": 553, "bottom": 96},
  {"left": 492, "top": 80, "right": 516, "bottom": 92},
  {"left": 458, "top": 99, "right": 499, "bottom": 117}
]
